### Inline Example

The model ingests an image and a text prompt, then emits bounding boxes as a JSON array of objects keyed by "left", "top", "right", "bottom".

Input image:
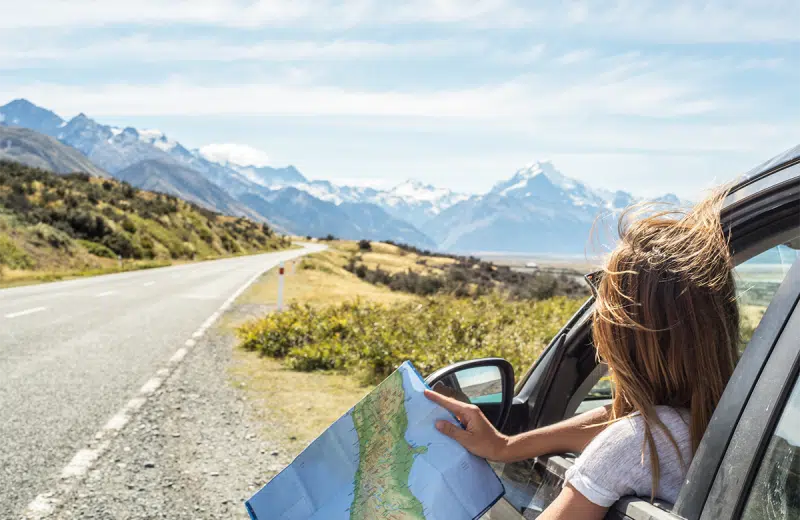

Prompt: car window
[
  {"left": 735, "top": 243, "right": 799, "bottom": 347},
  {"left": 740, "top": 375, "right": 800, "bottom": 519},
  {"left": 574, "top": 242, "right": 800, "bottom": 416}
]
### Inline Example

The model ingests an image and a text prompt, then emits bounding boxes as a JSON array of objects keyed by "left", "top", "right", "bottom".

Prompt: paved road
[{"left": 0, "top": 245, "right": 321, "bottom": 516}]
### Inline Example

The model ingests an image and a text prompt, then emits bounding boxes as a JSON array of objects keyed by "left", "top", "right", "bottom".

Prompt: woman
[{"left": 426, "top": 190, "right": 740, "bottom": 519}]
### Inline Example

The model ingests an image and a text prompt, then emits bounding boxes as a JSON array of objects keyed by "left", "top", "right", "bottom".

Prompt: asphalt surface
[{"left": 0, "top": 245, "right": 320, "bottom": 516}]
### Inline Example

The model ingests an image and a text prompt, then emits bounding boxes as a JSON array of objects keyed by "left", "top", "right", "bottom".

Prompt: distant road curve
[{"left": 1, "top": 243, "right": 324, "bottom": 516}]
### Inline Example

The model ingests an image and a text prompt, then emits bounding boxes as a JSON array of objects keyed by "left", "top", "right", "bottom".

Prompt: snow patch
[
  {"left": 137, "top": 128, "right": 164, "bottom": 141},
  {"left": 152, "top": 138, "right": 177, "bottom": 152},
  {"left": 198, "top": 143, "right": 270, "bottom": 168}
]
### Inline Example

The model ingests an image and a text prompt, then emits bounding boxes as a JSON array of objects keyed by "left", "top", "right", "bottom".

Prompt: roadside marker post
[{"left": 277, "top": 261, "right": 285, "bottom": 311}]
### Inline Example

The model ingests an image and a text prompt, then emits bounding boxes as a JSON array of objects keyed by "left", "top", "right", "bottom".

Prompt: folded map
[{"left": 246, "top": 361, "right": 505, "bottom": 519}]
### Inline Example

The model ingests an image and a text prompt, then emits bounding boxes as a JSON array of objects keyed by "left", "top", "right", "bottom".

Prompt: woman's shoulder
[
  {"left": 621, "top": 406, "right": 691, "bottom": 437},
  {"left": 590, "top": 406, "right": 691, "bottom": 456}
]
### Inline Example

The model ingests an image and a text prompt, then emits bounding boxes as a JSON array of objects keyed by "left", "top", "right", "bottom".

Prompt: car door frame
[
  {"left": 491, "top": 148, "right": 800, "bottom": 519},
  {"left": 696, "top": 262, "right": 800, "bottom": 519}
]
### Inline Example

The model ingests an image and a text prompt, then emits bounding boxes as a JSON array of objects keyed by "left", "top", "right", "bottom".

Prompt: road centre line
[
  {"left": 142, "top": 281, "right": 155, "bottom": 287},
  {"left": 5, "top": 307, "right": 47, "bottom": 319},
  {"left": 23, "top": 253, "right": 308, "bottom": 519},
  {"left": 95, "top": 291, "right": 115, "bottom": 297}
]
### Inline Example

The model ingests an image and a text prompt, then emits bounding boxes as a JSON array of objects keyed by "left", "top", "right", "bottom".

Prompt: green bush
[
  {"left": 0, "top": 234, "right": 34, "bottom": 268},
  {"left": 31, "top": 223, "right": 74, "bottom": 250},
  {"left": 78, "top": 239, "right": 116, "bottom": 258},
  {"left": 238, "top": 296, "right": 583, "bottom": 383}
]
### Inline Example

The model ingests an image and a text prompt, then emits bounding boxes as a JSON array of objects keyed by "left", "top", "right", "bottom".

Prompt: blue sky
[{"left": 1, "top": 0, "right": 798, "bottom": 198}]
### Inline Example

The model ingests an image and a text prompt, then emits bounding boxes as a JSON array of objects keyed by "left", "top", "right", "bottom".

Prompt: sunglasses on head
[{"left": 584, "top": 270, "right": 603, "bottom": 298}]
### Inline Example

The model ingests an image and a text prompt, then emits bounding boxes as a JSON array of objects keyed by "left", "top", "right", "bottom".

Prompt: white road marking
[
  {"left": 24, "top": 494, "right": 58, "bottom": 517},
  {"left": 23, "top": 249, "right": 312, "bottom": 519},
  {"left": 61, "top": 442, "right": 110, "bottom": 479},
  {"left": 139, "top": 377, "right": 162, "bottom": 395},
  {"left": 5, "top": 306, "right": 47, "bottom": 319},
  {"left": 142, "top": 281, "right": 155, "bottom": 287},
  {"left": 95, "top": 291, "right": 115, "bottom": 297},
  {"left": 169, "top": 348, "right": 188, "bottom": 364}
]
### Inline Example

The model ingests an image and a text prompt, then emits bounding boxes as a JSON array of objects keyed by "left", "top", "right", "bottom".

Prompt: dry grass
[
  {"left": 238, "top": 244, "right": 418, "bottom": 307},
  {"left": 229, "top": 240, "right": 437, "bottom": 441},
  {"left": 229, "top": 348, "right": 373, "bottom": 450},
  {"left": 0, "top": 259, "right": 172, "bottom": 288}
]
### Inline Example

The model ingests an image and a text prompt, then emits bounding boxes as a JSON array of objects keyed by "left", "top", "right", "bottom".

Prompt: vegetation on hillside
[
  {"left": 239, "top": 296, "right": 583, "bottom": 383},
  {"left": 237, "top": 241, "right": 587, "bottom": 383},
  {"left": 0, "top": 160, "right": 289, "bottom": 284},
  {"left": 344, "top": 241, "right": 589, "bottom": 300}
]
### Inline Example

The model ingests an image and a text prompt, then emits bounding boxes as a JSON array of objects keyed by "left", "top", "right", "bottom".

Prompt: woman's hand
[{"left": 424, "top": 389, "right": 510, "bottom": 462}]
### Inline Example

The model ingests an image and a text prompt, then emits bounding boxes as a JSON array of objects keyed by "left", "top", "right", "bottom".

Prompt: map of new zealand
[{"left": 246, "top": 361, "right": 505, "bottom": 520}]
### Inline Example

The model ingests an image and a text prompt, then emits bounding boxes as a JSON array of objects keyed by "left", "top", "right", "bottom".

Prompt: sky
[{"left": 1, "top": 0, "right": 798, "bottom": 199}]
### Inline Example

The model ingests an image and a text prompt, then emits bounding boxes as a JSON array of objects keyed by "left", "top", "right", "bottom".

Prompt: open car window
[{"left": 489, "top": 238, "right": 800, "bottom": 519}]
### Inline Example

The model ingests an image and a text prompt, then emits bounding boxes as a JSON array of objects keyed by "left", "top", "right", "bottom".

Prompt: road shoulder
[{"left": 54, "top": 305, "right": 292, "bottom": 519}]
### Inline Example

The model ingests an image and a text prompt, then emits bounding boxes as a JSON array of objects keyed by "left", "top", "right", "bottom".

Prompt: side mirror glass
[{"left": 425, "top": 358, "right": 514, "bottom": 430}]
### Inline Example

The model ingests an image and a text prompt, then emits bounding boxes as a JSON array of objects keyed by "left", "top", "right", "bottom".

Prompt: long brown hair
[{"left": 592, "top": 189, "right": 740, "bottom": 497}]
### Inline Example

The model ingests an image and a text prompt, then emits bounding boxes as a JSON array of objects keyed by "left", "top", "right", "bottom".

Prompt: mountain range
[{"left": 0, "top": 98, "right": 681, "bottom": 254}]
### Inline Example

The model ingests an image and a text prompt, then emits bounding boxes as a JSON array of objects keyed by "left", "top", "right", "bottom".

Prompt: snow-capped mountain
[
  {"left": 1, "top": 98, "right": 686, "bottom": 254},
  {"left": 370, "top": 180, "right": 469, "bottom": 228},
  {"left": 242, "top": 176, "right": 468, "bottom": 228},
  {"left": 426, "top": 161, "right": 682, "bottom": 253},
  {"left": 0, "top": 98, "right": 64, "bottom": 136},
  {"left": 57, "top": 116, "right": 179, "bottom": 174}
]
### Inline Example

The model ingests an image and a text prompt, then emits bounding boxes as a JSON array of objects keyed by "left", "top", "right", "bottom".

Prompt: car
[{"left": 426, "top": 144, "right": 800, "bottom": 520}]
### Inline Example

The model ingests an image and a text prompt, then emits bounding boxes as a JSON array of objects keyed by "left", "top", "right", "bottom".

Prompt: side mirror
[{"left": 425, "top": 358, "right": 515, "bottom": 430}]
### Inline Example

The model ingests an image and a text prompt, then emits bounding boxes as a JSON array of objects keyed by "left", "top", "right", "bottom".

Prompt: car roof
[{"left": 724, "top": 143, "right": 800, "bottom": 212}]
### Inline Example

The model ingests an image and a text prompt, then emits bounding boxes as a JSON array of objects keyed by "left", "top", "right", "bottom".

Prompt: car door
[
  {"left": 694, "top": 259, "right": 800, "bottom": 519},
  {"left": 428, "top": 145, "right": 800, "bottom": 520}
]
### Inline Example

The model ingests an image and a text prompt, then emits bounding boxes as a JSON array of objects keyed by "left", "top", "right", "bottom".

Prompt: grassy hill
[{"left": 0, "top": 160, "right": 290, "bottom": 286}]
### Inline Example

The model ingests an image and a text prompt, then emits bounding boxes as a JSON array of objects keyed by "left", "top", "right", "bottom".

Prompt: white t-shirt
[{"left": 564, "top": 406, "right": 693, "bottom": 507}]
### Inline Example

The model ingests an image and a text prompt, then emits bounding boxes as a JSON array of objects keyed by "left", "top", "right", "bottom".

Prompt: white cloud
[
  {"left": 3, "top": 59, "right": 725, "bottom": 121},
  {"left": 0, "top": 36, "right": 481, "bottom": 69},
  {"left": 555, "top": 49, "right": 594, "bottom": 65},
  {"left": 198, "top": 143, "right": 271, "bottom": 167},
  {"left": 738, "top": 57, "right": 786, "bottom": 70},
  {"left": 2, "top": 1, "right": 798, "bottom": 42}
]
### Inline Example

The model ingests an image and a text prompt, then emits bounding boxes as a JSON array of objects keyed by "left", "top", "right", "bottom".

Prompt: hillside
[
  {"left": 0, "top": 160, "right": 289, "bottom": 285},
  {"left": 0, "top": 126, "right": 109, "bottom": 178},
  {"left": 115, "top": 158, "right": 265, "bottom": 222}
]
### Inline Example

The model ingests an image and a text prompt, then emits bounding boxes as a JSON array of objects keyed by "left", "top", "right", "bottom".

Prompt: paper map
[{"left": 246, "top": 361, "right": 505, "bottom": 519}]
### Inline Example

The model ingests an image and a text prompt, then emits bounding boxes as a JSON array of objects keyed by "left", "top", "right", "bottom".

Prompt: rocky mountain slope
[
  {"left": 115, "top": 159, "right": 266, "bottom": 222},
  {"left": 0, "top": 126, "right": 109, "bottom": 178}
]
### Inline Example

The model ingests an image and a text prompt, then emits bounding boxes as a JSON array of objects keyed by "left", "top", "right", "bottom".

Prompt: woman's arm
[
  {"left": 502, "top": 404, "right": 611, "bottom": 462},
  {"left": 424, "top": 390, "right": 611, "bottom": 463},
  {"left": 537, "top": 485, "right": 609, "bottom": 520}
]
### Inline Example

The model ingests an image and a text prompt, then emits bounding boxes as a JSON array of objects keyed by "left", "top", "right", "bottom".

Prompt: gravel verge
[{"left": 54, "top": 303, "right": 291, "bottom": 519}]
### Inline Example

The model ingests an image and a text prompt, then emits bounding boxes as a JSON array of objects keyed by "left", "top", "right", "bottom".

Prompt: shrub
[
  {"left": 31, "top": 223, "right": 74, "bottom": 250},
  {"left": 358, "top": 239, "right": 372, "bottom": 251},
  {"left": 238, "top": 296, "right": 583, "bottom": 383},
  {"left": 78, "top": 239, "right": 116, "bottom": 259},
  {"left": 102, "top": 232, "right": 137, "bottom": 258},
  {"left": 0, "top": 234, "right": 34, "bottom": 269},
  {"left": 121, "top": 218, "right": 137, "bottom": 234}
]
